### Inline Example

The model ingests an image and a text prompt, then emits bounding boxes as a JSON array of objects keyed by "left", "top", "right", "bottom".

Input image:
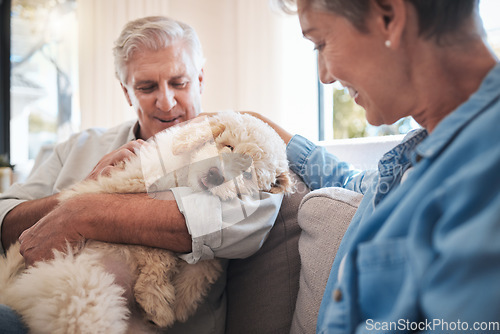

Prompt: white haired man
[{"left": 0, "top": 16, "right": 282, "bottom": 333}]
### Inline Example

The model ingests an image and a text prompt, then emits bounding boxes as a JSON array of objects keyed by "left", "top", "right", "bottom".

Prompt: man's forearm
[
  {"left": 76, "top": 191, "right": 192, "bottom": 252},
  {"left": 18, "top": 190, "right": 191, "bottom": 266},
  {"left": 1, "top": 195, "right": 60, "bottom": 251}
]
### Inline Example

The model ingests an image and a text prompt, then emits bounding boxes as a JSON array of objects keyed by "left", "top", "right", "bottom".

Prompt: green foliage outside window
[{"left": 332, "top": 87, "right": 418, "bottom": 139}]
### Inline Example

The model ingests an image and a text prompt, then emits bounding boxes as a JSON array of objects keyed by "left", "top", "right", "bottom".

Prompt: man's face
[{"left": 121, "top": 42, "right": 204, "bottom": 140}]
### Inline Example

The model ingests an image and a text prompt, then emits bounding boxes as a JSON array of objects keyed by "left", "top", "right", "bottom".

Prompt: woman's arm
[{"left": 242, "top": 112, "right": 294, "bottom": 144}]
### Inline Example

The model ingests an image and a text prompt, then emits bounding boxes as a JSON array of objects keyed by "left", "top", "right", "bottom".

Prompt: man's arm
[
  {"left": 0, "top": 137, "right": 148, "bottom": 255},
  {"left": 1, "top": 195, "right": 60, "bottom": 251},
  {"left": 171, "top": 187, "right": 283, "bottom": 264},
  {"left": 18, "top": 191, "right": 191, "bottom": 267}
]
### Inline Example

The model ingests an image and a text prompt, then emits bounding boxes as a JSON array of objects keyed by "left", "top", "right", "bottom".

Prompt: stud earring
[{"left": 385, "top": 40, "right": 392, "bottom": 48}]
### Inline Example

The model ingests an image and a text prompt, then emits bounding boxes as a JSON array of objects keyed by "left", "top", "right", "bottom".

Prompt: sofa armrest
[{"left": 291, "top": 187, "right": 363, "bottom": 334}]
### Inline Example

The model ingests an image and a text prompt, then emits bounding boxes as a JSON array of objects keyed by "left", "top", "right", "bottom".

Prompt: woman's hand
[{"left": 85, "top": 140, "right": 146, "bottom": 180}]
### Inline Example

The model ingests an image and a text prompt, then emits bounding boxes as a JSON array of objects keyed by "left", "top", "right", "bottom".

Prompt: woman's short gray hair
[
  {"left": 273, "top": 0, "right": 479, "bottom": 41},
  {"left": 113, "top": 16, "right": 205, "bottom": 84},
  {"left": 273, "top": 0, "right": 370, "bottom": 32}
]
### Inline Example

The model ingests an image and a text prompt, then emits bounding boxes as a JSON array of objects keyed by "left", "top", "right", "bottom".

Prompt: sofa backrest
[{"left": 291, "top": 187, "right": 362, "bottom": 333}]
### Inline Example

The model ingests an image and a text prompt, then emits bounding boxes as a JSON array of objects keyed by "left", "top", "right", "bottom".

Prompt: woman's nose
[{"left": 318, "top": 56, "right": 336, "bottom": 84}]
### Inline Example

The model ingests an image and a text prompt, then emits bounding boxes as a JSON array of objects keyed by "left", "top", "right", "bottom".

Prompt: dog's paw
[
  {"left": 135, "top": 282, "right": 177, "bottom": 328},
  {"left": 136, "top": 294, "right": 176, "bottom": 328}
]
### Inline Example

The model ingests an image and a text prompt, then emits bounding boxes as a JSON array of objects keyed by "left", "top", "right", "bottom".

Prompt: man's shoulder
[
  {"left": 65, "top": 120, "right": 136, "bottom": 145},
  {"left": 54, "top": 120, "right": 137, "bottom": 157},
  {"left": 82, "top": 119, "right": 136, "bottom": 138}
]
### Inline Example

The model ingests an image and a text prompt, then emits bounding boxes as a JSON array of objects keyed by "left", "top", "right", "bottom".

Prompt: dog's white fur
[{"left": 0, "top": 111, "right": 293, "bottom": 334}]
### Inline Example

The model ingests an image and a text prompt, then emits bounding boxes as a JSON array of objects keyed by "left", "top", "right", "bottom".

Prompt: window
[
  {"left": 319, "top": 0, "right": 500, "bottom": 140},
  {"left": 479, "top": 0, "right": 500, "bottom": 55},
  {"left": 0, "top": 0, "right": 10, "bottom": 160},
  {"left": 8, "top": 0, "right": 79, "bottom": 176}
]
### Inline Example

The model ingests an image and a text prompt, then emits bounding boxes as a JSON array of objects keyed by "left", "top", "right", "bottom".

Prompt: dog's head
[{"left": 171, "top": 111, "right": 294, "bottom": 200}]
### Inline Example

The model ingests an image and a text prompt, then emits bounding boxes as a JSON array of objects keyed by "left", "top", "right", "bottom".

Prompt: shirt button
[{"left": 333, "top": 289, "right": 343, "bottom": 302}]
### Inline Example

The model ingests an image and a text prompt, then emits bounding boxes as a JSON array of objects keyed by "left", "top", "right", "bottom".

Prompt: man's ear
[
  {"left": 372, "top": 0, "right": 407, "bottom": 49},
  {"left": 121, "top": 83, "right": 133, "bottom": 106},
  {"left": 198, "top": 68, "right": 205, "bottom": 94}
]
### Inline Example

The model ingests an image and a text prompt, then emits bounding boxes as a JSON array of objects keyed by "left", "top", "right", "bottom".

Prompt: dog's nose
[{"left": 207, "top": 167, "right": 225, "bottom": 186}]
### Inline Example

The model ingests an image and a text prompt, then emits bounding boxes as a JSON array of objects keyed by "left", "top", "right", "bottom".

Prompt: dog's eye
[
  {"left": 225, "top": 145, "right": 234, "bottom": 151},
  {"left": 243, "top": 171, "right": 253, "bottom": 180}
]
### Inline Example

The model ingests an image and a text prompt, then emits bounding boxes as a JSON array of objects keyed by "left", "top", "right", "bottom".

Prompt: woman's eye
[{"left": 313, "top": 43, "right": 325, "bottom": 52}]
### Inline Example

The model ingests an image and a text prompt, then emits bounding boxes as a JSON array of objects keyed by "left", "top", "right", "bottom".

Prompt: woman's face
[{"left": 297, "top": 0, "right": 413, "bottom": 126}]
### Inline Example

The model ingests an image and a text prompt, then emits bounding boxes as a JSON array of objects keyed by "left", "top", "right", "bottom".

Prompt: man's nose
[{"left": 156, "top": 86, "right": 177, "bottom": 111}]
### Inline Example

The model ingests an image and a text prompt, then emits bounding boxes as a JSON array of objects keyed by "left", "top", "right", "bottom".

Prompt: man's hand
[
  {"left": 18, "top": 198, "right": 87, "bottom": 267},
  {"left": 17, "top": 192, "right": 192, "bottom": 267},
  {"left": 86, "top": 140, "right": 146, "bottom": 180}
]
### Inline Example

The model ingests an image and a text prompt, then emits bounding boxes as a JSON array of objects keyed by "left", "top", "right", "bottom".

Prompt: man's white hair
[{"left": 113, "top": 16, "right": 205, "bottom": 85}]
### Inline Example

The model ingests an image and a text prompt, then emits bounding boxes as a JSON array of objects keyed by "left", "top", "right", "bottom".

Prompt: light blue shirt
[{"left": 287, "top": 62, "right": 500, "bottom": 333}]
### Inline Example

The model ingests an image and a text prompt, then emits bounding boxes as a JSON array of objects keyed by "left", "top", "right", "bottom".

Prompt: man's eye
[
  {"left": 137, "top": 85, "right": 156, "bottom": 93},
  {"left": 172, "top": 82, "right": 188, "bottom": 89}
]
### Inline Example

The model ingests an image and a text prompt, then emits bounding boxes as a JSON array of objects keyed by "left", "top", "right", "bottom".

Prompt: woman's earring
[{"left": 385, "top": 40, "right": 392, "bottom": 48}]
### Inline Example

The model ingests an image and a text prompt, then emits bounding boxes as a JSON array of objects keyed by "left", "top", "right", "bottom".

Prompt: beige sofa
[{"left": 225, "top": 172, "right": 363, "bottom": 333}]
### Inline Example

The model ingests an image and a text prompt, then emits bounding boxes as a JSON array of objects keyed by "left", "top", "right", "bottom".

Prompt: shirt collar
[
  {"left": 128, "top": 121, "right": 140, "bottom": 141},
  {"left": 416, "top": 62, "right": 500, "bottom": 159}
]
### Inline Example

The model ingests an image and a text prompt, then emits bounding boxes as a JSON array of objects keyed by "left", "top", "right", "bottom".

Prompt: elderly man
[{"left": 0, "top": 16, "right": 282, "bottom": 333}]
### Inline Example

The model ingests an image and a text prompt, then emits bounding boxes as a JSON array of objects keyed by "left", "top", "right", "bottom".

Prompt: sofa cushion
[
  {"left": 291, "top": 187, "right": 363, "bottom": 334},
  {"left": 225, "top": 171, "right": 310, "bottom": 334}
]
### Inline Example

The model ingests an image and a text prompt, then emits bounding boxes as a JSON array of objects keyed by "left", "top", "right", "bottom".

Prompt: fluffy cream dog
[{"left": 0, "top": 111, "right": 293, "bottom": 334}]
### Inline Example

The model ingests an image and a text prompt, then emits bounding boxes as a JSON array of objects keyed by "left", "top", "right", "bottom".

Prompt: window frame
[{"left": 0, "top": 0, "right": 11, "bottom": 158}]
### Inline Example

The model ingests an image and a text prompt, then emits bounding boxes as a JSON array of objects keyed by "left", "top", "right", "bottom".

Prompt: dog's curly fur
[{"left": 0, "top": 111, "right": 293, "bottom": 334}]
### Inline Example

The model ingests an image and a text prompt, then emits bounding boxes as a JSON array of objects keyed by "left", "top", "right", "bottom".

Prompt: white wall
[
  {"left": 78, "top": 0, "right": 171, "bottom": 130},
  {"left": 78, "top": 0, "right": 319, "bottom": 140}
]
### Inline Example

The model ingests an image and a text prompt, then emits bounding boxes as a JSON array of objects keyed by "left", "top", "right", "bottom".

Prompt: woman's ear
[
  {"left": 121, "top": 83, "right": 133, "bottom": 106},
  {"left": 372, "top": 0, "right": 407, "bottom": 49}
]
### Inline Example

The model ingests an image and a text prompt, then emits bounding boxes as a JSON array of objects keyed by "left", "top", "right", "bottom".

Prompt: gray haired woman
[{"left": 259, "top": 0, "right": 500, "bottom": 332}]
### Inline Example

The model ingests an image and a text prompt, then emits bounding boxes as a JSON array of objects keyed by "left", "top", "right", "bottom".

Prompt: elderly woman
[{"left": 260, "top": 0, "right": 500, "bottom": 332}]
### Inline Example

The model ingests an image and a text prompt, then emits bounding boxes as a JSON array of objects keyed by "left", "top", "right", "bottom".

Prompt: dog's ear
[
  {"left": 209, "top": 119, "right": 226, "bottom": 138},
  {"left": 270, "top": 169, "right": 295, "bottom": 194},
  {"left": 171, "top": 118, "right": 227, "bottom": 155},
  {"left": 172, "top": 119, "right": 217, "bottom": 155}
]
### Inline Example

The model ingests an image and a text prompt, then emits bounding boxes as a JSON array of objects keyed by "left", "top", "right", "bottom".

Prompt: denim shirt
[{"left": 287, "top": 63, "right": 500, "bottom": 333}]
